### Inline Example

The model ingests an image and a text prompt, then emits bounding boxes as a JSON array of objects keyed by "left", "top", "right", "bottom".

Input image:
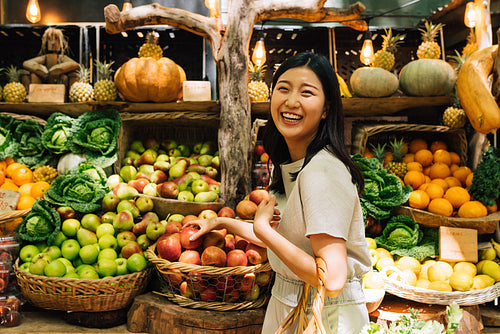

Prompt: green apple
[
  {"left": 167, "top": 214, "right": 185, "bottom": 223},
  {"left": 29, "top": 258, "right": 49, "bottom": 276},
  {"left": 61, "top": 218, "right": 81, "bottom": 237},
  {"left": 52, "top": 231, "right": 68, "bottom": 247},
  {"left": 75, "top": 264, "right": 95, "bottom": 274},
  {"left": 96, "top": 258, "right": 118, "bottom": 277},
  {"left": 43, "top": 245, "right": 62, "bottom": 261},
  {"left": 98, "top": 248, "right": 118, "bottom": 261},
  {"left": 19, "top": 262, "right": 31, "bottom": 272},
  {"left": 98, "top": 234, "right": 118, "bottom": 250},
  {"left": 61, "top": 239, "right": 81, "bottom": 261},
  {"left": 78, "top": 266, "right": 99, "bottom": 279},
  {"left": 19, "top": 244, "right": 40, "bottom": 263},
  {"left": 191, "top": 179, "right": 209, "bottom": 195},
  {"left": 79, "top": 244, "right": 99, "bottom": 264},
  {"left": 64, "top": 271, "right": 80, "bottom": 279},
  {"left": 81, "top": 213, "right": 101, "bottom": 232},
  {"left": 57, "top": 257, "right": 75, "bottom": 273},
  {"left": 101, "top": 212, "right": 117, "bottom": 225},
  {"left": 115, "top": 258, "right": 129, "bottom": 276},
  {"left": 177, "top": 190, "right": 194, "bottom": 202},
  {"left": 126, "top": 253, "right": 147, "bottom": 273},
  {"left": 96, "top": 223, "right": 115, "bottom": 239},
  {"left": 44, "top": 259, "right": 67, "bottom": 277},
  {"left": 35, "top": 242, "right": 48, "bottom": 252},
  {"left": 76, "top": 228, "right": 98, "bottom": 246}
]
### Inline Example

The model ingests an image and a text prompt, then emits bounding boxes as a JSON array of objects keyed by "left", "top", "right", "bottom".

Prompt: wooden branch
[{"left": 104, "top": 4, "right": 222, "bottom": 51}]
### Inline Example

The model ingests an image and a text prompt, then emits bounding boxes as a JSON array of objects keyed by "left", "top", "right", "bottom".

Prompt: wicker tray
[
  {"left": 394, "top": 206, "right": 500, "bottom": 235},
  {"left": 14, "top": 260, "right": 153, "bottom": 312},
  {"left": 351, "top": 123, "right": 468, "bottom": 165},
  {"left": 146, "top": 243, "right": 273, "bottom": 311}
]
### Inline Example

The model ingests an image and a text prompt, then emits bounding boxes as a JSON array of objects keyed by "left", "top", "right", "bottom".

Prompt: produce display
[
  {"left": 371, "top": 28, "right": 405, "bottom": 71},
  {"left": 3, "top": 66, "right": 26, "bottom": 103},
  {"left": 69, "top": 64, "right": 94, "bottom": 102}
]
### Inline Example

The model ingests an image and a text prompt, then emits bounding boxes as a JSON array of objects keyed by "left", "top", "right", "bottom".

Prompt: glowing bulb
[
  {"left": 26, "top": 0, "right": 41, "bottom": 24},
  {"left": 252, "top": 39, "right": 267, "bottom": 67},
  {"left": 360, "top": 39, "right": 374, "bottom": 66},
  {"left": 464, "top": 2, "right": 477, "bottom": 28},
  {"left": 205, "top": 0, "right": 220, "bottom": 17},
  {"left": 122, "top": 1, "right": 133, "bottom": 12}
]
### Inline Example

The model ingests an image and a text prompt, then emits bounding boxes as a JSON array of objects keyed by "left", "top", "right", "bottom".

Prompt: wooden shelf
[{"left": 0, "top": 95, "right": 451, "bottom": 119}]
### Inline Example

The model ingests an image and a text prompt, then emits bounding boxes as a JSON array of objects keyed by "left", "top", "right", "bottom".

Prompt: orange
[
  {"left": 444, "top": 176, "right": 462, "bottom": 188},
  {"left": 415, "top": 149, "right": 434, "bottom": 167},
  {"left": 16, "top": 195, "right": 35, "bottom": 210},
  {"left": 424, "top": 175, "right": 431, "bottom": 183},
  {"left": 31, "top": 181, "right": 51, "bottom": 199},
  {"left": 452, "top": 166, "right": 472, "bottom": 186},
  {"left": 0, "top": 160, "right": 6, "bottom": 173},
  {"left": 384, "top": 152, "right": 393, "bottom": 166},
  {"left": 450, "top": 152, "right": 461, "bottom": 165},
  {"left": 4, "top": 157, "right": 15, "bottom": 165},
  {"left": 433, "top": 149, "right": 452, "bottom": 166},
  {"left": 465, "top": 173, "right": 474, "bottom": 188},
  {"left": 487, "top": 203, "right": 498, "bottom": 214},
  {"left": 431, "top": 178, "right": 449, "bottom": 193},
  {"left": 430, "top": 141, "right": 448, "bottom": 153},
  {"left": 18, "top": 182, "right": 35, "bottom": 196},
  {"left": 407, "top": 161, "right": 423, "bottom": 172},
  {"left": 403, "top": 153, "right": 415, "bottom": 163},
  {"left": 404, "top": 170, "right": 426, "bottom": 190},
  {"left": 10, "top": 166, "right": 33, "bottom": 186},
  {"left": 444, "top": 186, "right": 471, "bottom": 209},
  {"left": 450, "top": 164, "right": 460, "bottom": 173},
  {"left": 423, "top": 166, "right": 431, "bottom": 176},
  {"left": 429, "top": 162, "right": 451, "bottom": 179},
  {"left": 5, "top": 162, "right": 23, "bottom": 178},
  {"left": 409, "top": 138, "right": 428, "bottom": 154},
  {"left": 363, "top": 148, "right": 374, "bottom": 159},
  {"left": 457, "top": 201, "right": 488, "bottom": 218},
  {"left": 0, "top": 179, "right": 18, "bottom": 191},
  {"left": 418, "top": 183, "right": 429, "bottom": 191},
  {"left": 408, "top": 190, "right": 430, "bottom": 210},
  {"left": 428, "top": 198, "right": 454, "bottom": 217},
  {"left": 0, "top": 171, "right": 4, "bottom": 187},
  {"left": 425, "top": 183, "right": 444, "bottom": 200}
]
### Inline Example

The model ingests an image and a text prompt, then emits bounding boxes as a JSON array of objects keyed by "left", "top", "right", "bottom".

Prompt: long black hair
[{"left": 261, "top": 52, "right": 364, "bottom": 195}]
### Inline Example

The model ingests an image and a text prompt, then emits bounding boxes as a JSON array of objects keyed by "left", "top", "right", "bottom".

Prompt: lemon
[
  {"left": 480, "top": 260, "right": 500, "bottom": 282},
  {"left": 375, "top": 257, "right": 395, "bottom": 273},
  {"left": 395, "top": 256, "right": 422, "bottom": 276},
  {"left": 363, "top": 271, "right": 385, "bottom": 289},
  {"left": 453, "top": 262, "right": 477, "bottom": 277},
  {"left": 375, "top": 248, "right": 392, "bottom": 260},
  {"left": 449, "top": 271, "right": 474, "bottom": 291},
  {"left": 427, "top": 280, "right": 453, "bottom": 292},
  {"left": 476, "top": 260, "right": 488, "bottom": 273},
  {"left": 427, "top": 261, "right": 453, "bottom": 282},
  {"left": 365, "top": 237, "right": 377, "bottom": 250},
  {"left": 369, "top": 249, "right": 379, "bottom": 267},
  {"left": 479, "top": 248, "right": 497, "bottom": 261},
  {"left": 416, "top": 278, "right": 431, "bottom": 289},
  {"left": 471, "top": 274, "right": 495, "bottom": 290},
  {"left": 390, "top": 269, "right": 417, "bottom": 286}
]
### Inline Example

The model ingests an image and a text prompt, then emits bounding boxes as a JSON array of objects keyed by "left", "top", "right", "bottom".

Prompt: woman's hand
[
  {"left": 182, "top": 217, "right": 220, "bottom": 242},
  {"left": 253, "top": 195, "right": 280, "bottom": 238}
]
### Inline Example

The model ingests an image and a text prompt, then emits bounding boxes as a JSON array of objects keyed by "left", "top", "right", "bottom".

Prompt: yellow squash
[{"left": 456, "top": 45, "right": 500, "bottom": 134}]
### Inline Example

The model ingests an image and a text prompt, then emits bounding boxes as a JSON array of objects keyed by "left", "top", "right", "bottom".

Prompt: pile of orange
[
  {"left": 402, "top": 139, "right": 492, "bottom": 218},
  {"left": 0, "top": 158, "right": 50, "bottom": 210}
]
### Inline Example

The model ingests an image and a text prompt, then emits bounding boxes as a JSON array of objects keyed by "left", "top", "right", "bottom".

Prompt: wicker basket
[
  {"left": 351, "top": 123, "right": 468, "bottom": 165},
  {"left": 146, "top": 243, "right": 273, "bottom": 311},
  {"left": 14, "top": 260, "right": 153, "bottom": 312}
]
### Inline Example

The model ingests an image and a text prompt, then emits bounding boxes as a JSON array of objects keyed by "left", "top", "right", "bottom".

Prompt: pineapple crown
[
  {"left": 381, "top": 28, "right": 406, "bottom": 54},
  {"left": 389, "top": 138, "right": 405, "bottom": 161},
  {"left": 248, "top": 61, "right": 267, "bottom": 81},
  {"left": 94, "top": 60, "right": 115, "bottom": 81},
  {"left": 5, "top": 65, "right": 21, "bottom": 83},
  {"left": 448, "top": 50, "right": 466, "bottom": 72},
  {"left": 419, "top": 20, "right": 444, "bottom": 43},
  {"left": 370, "top": 142, "right": 387, "bottom": 164},
  {"left": 76, "top": 64, "right": 91, "bottom": 83}
]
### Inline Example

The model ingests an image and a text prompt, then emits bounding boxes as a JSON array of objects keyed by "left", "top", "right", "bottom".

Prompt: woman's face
[{"left": 270, "top": 66, "right": 327, "bottom": 158}]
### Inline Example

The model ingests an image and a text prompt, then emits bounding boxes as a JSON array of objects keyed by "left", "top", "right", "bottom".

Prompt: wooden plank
[
  {"left": 439, "top": 226, "right": 478, "bottom": 263},
  {"left": 480, "top": 305, "right": 500, "bottom": 327},
  {"left": 28, "top": 84, "right": 65, "bottom": 103}
]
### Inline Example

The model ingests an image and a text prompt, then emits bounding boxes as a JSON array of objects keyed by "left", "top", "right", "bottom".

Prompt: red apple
[
  {"left": 201, "top": 246, "right": 227, "bottom": 267},
  {"left": 223, "top": 289, "right": 240, "bottom": 303},
  {"left": 179, "top": 280, "right": 194, "bottom": 298},
  {"left": 157, "top": 233, "right": 182, "bottom": 261},
  {"left": 164, "top": 220, "right": 182, "bottom": 235},
  {"left": 120, "top": 241, "right": 143, "bottom": 259},
  {"left": 256, "top": 270, "right": 273, "bottom": 286},
  {"left": 254, "top": 144, "right": 265, "bottom": 156},
  {"left": 217, "top": 206, "right": 236, "bottom": 218},
  {"left": 181, "top": 214, "right": 198, "bottom": 226},
  {"left": 163, "top": 269, "right": 183, "bottom": 286},
  {"left": 249, "top": 189, "right": 269, "bottom": 205},
  {"left": 128, "top": 178, "right": 149, "bottom": 193},
  {"left": 236, "top": 200, "right": 258, "bottom": 219},
  {"left": 198, "top": 209, "right": 218, "bottom": 219},
  {"left": 235, "top": 235, "right": 249, "bottom": 251},
  {"left": 179, "top": 250, "right": 201, "bottom": 265},
  {"left": 188, "top": 272, "right": 209, "bottom": 293},
  {"left": 245, "top": 243, "right": 268, "bottom": 265},
  {"left": 236, "top": 273, "right": 255, "bottom": 292},
  {"left": 200, "top": 286, "right": 218, "bottom": 302},
  {"left": 226, "top": 249, "right": 248, "bottom": 267},
  {"left": 224, "top": 234, "right": 236, "bottom": 252},
  {"left": 180, "top": 226, "right": 203, "bottom": 249},
  {"left": 215, "top": 275, "right": 235, "bottom": 294},
  {"left": 202, "top": 231, "right": 225, "bottom": 249}
]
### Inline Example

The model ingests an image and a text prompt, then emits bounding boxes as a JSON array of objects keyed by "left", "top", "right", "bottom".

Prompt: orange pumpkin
[{"left": 114, "top": 57, "right": 184, "bottom": 102}]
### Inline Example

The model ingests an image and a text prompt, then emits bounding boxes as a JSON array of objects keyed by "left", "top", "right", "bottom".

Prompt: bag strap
[{"left": 275, "top": 258, "right": 328, "bottom": 334}]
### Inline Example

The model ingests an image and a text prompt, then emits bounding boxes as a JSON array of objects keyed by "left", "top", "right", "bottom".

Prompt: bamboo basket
[
  {"left": 14, "top": 260, "right": 153, "bottom": 312},
  {"left": 147, "top": 243, "right": 273, "bottom": 311}
]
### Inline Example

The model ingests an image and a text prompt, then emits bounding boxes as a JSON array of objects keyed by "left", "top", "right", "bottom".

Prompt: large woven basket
[
  {"left": 351, "top": 123, "right": 468, "bottom": 165},
  {"left": 146, "top": 243, "right": 273, "bottom": 311},
  {"left": 14, "top": 260, "right": 153, "bottom": 312}
]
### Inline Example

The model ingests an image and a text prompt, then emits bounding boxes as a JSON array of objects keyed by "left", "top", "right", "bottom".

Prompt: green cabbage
[
  {"left": 69, "top": 162, "right": 108, "bottom": 186},
  {"left": 42, "top": 112, "right": 75, "bottom": 154},
  {"left": 5, "top": 119, "right": 52, "bottom": 168},
  {"left": 16, "top": 199, "right": 61, "bottom": 245}
]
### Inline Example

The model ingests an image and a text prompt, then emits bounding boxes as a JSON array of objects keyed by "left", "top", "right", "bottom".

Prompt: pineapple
[
  {"left": 385, "top": 139, "right": 408, "bottom": 179},
  {"left": 248, "top": 62, "right": 269, "bottom": 102},
  {"left": 138, "top": 31, "right": 163, "bottom": 59},
  {"left": 0, "top": 86, "right": 3, "bottom": 101},
  {"left": 370, "top": 143, "right": 387, "bottom": 167},
  {"left": 33, "top": 165, "right": 58, "bottom": 184},
  {"left": 69, "top": 64, "right": 94, "bottom": 102},
  {"left": 416, "top": 20, "right": 445, "bottom": 59},
  {"left": 3, "top": 66, "right": 26, "bottom": 102},
  {"left": 371, "top": 28, "right": 405, "bottom": 71},
  {"left": 462, "top": 29, "right": 478, "bottom": 58},
  {"left": 94, "top": 60, "right": 117, "bottom": 102},
  {"left": 443, "top": 107, "right": 467, "bottom": 128}
]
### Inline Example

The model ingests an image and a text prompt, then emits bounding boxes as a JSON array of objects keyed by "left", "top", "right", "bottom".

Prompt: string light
[
  {"left": 205, "top": 0, "right": 220, "bottom": 18},
  {"left": 122, "top": 1, "right": 133, "bottom": 12},
  {"left": 252, "top": 35, "right": 266, "bottom": 66},
  {"left": 464, "top": 1, "right": 477, "bottom": 28},
  {"left": 26, "top": 0, "right": 41, "bottom": 24},
  {"left": 360, "top": 24, "right": 374, "bottom": 66}
]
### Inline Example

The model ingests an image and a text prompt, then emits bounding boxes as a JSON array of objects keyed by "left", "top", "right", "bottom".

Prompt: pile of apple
[
  {"left": 155, "top": 205, "right": 273, "bottom": 303},
  {"left": 113, "top": 138, "right": 222, "bottom": 203},
  {"left": 0, "top": 296, "right": 21, "bottom": 327}
]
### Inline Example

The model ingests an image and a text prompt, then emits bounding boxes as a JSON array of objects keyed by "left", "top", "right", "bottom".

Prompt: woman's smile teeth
[{"left": 282, "top": 112, "right": 302, "bottom": 121}]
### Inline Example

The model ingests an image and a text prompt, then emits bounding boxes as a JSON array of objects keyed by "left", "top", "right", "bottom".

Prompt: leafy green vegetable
[
  {"left": 43, "top": 173, "right": 106, "bottom": 213},
  {"left": 42, "top": 112, "right": 75, "bottom": 154},
  {"left": 69, "top": 162, "right": 108, "bottom": 186},
  {"left": 16, "top": 199, "right": 61, "bottom": 245},
  {"left": 69, "top": 109, "right": 121, "bottom": 168},
  {"left": 0, "top": 115, "right": 15, "bottom": 160},
  {"left": 5, "top": 119, "right": 52, "bottom": 168},
  {"left": 468, "top": 146, "right": 500, "bottom": 207}
]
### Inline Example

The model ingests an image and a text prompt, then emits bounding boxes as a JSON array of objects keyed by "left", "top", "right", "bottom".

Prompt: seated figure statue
[{"left": 23, "top": 27, "right": 80, "bottom": 95}]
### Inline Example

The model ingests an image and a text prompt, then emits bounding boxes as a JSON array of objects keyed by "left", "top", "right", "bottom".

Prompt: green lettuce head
[
  {"left": 16, "top": 199, "right": 61, "bottom": 245},
  {"left": 42, "top": 112, "right": 75, "bottom": 154}
]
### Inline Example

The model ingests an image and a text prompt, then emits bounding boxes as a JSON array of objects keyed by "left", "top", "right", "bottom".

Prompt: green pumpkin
[
  {"left": 399, "top": 59, "right": 456, "bottom": 96},
  {"left": 350, "top": 67, "right": 399, "bottom": 98}
]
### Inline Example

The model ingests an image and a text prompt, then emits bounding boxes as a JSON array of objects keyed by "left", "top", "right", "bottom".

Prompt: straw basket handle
[{"left": 275, "top": 258, "right": 327, "bottom": 334}]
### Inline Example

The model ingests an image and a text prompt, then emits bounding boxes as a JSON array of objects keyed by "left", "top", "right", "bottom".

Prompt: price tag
[
  {"left": 439, "top": 226, "right": 478, "bottom": 263},
  {"left": 28, "top": 84, "right": 65, "bottom": 103},
  {"left": 0, "top": 189, "right": 21, "bottom": 213}
]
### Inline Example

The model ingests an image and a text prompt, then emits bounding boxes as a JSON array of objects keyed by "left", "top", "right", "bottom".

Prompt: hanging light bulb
[
  {"left": 122, "top": 1, "right": 133, "bottom": 12},
  {"left": 464, "top": 1, "right": 477, "bottom": 28},
  {"left": 360, "top": 31, "right": 374, "bottom": 66},
  {"left": 205, "top": 0, "right": 220, "bottom": 18},
  {"left": 26, "top": 0, "right": 41, "bottom": 24},
  {"left": 252, "top": 36, "right": 266, "bottom": 67}
]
